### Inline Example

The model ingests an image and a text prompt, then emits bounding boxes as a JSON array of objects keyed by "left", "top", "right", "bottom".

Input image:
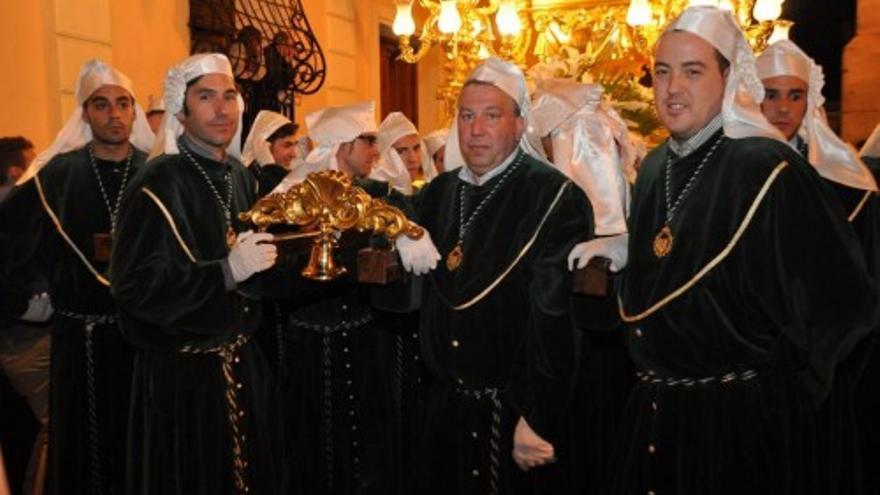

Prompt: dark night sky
[{"left": 783, "top": 0, "right": 857, "bottom": 107}]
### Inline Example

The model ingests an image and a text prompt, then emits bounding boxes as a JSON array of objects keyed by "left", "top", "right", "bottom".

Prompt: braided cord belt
[
  {"left": 637, "top": 369, "right": 759, "bottom": 387},
  {"left": 180, "top": 334, "right": 251, "bottom": 495},
  {"left": 56, "top": 310, "right": 117, "bottom": 495},
  {"left": 273, "top": 301, "right": 286, "bottom": 374},
  {"left": 290, "top": 313, "right": 373, "bottom": 492},
  {"left": 455, "top": 386, "right": 503, "bottom": 495}
]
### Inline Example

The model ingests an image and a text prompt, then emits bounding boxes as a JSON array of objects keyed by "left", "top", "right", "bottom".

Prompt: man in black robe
[
  {"left": 241, "top": 109, "right": 299, "bottom": 196},
  {"left": 530, "top": 78, "right": 635, "bottom": 495},
  {"left": 756, "top": 39, "right": 880, "bottom": 494},
  {"left": 0, "top": 59, "right": 154, "bottom": 494},
  {"left": 609, "top": 7, "right": 879, "bottom": 494},
  {"left": 263, "top": 100, "right": 437, "bottom": 495},
  {"left": 413, "top": 57, "right": 593, "bottom": 495},
  {"left": 110, "top": 53, "right": 284, "bottom": 495}
]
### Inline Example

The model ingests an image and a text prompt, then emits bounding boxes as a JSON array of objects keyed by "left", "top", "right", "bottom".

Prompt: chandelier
[
  {"left": 623, "top": 0, "right": 789, "bottom": 51},
  {"left": 392, "top": 0, "right": 531, "bottom": 119},
  {"left": 391, "top": 0, "right": 790, "bottom": 122}
]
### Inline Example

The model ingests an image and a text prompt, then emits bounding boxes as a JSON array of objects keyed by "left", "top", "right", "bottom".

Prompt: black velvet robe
[
  {"left": 853, "top": 154, "right": 880, "bottom": 492},
  {"left": 415, "top": 151, "right": 593, "bottom": 495},
  {"left": 257, "top": 177, "right": 414, "bottom": 495},
  {"left": 0, "top": 146, "right": 145, "bottom": 495},
  {"left": 813, "top": 152, "right": 880, "bottom": 495},
  {"left": 247, "top": 161, "right": 288, "bottom": 197},
  {"left": 618, "top": 132, "right": 879, "bottom": 495},
  {"left": 110, "top": 144, "right": 284, "bottom": 495}
]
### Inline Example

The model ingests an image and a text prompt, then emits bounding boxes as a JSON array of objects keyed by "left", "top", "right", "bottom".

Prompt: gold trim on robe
[
  {"left": 848, "top": 189, "right": 873, "bottom": 223},
  {"left": 141, "top": 187, "right": 198, "bottom": 263},
  {"left": 450, "top": 181, "right": 572, "bottom": 311},
  {"left": 34, "top": 174, "right": 111, "bottom": 287},
  {"left": 619, "top": 161, "right": 789, "bottom": 323}
]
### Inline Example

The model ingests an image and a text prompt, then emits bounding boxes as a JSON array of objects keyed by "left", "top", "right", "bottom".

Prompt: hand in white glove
[
  {"left": 227, "top": 230, "right": 277, "bottom": 283},
  {"left": 567, "top": 233, "right": 629, "bottom": 272},
  {"left": 395, "top": 229, "right": 440, "bottom": 276},
  {"left": 20, "top": 292, "right": 53, "bottom": 322},
  {"left": 254, "top": 139, "right": 277, "bottom": 167}
]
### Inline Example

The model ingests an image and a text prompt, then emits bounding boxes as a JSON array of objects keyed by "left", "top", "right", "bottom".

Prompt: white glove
[
  {"left": 254, "top": 139, "right": 276, "bottom": 167},
  {"left": 227, "top": 230, "right": 277, "bottom": 283},
  {"left": 567, "top": 233, "right": 629, "bottom": 272},
  {"left": 395, "top": 229, "right": 440, "bottom": 276},
  {"left": 20, "top": 292, "right": 53, "bottom": 322}
]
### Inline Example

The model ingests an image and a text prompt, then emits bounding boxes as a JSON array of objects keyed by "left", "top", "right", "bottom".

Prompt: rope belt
[
  {"left": 272, "top": 301, "right": 285, "bottom": 373},
  {"left": 56, "top": 309, "right": 118, "bottom": 495},
  {"left": 637, "top": 368, "right": 759, "bottom": 387},
  {"left": 179, "top": 334, "right": 251, "bottom": 495},
  {"left": 454, "top": 386, "right": 503, "bottom": 495},
  {"left": 55, "top": 309, "right": 117, "bottom": 325},
  {"left": 289, "top": 312, "right": 373, "bottom": 334},
  {"left": 321, "top": 332, "right": 334, "bottom": 493}
]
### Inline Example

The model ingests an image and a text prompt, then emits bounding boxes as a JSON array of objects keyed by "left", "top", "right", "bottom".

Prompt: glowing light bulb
[
  {"left": 753, "top": 0, "right": 783, "bottom": 22},
  {"left": 718, "top": 0, "right": 734, "bottom": 11},
  {"left": 496, "top": 0, "right": 521, "bottom": 37},
  {"left": 626, "top": 0, "right": 652, "bottom": 27},
  {"left": 392, "top": 2, "right": 416, "bottom": 36},
  {"left": 437, "top": 0, "right": 462, "bottom": 34},
  {"left": 767, "top": 19, "right": 793, "bottom": 44}
]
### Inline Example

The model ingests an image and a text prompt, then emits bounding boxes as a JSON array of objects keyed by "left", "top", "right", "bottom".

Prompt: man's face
[
  {"left": 393, "top": 133, "right": 423, "bottom": 180},
  {"left": 147, "top": 111, "right": 165, "bottom": 134},
  {"left": 760, "top": 75, "right": 808, "bottom": 141},
  {"left": 269, "top": 135, "right": 298, "bottom": 169},
  {"left": 82, "top": 85, "right": 135, "bottom": 146},
  {"left": 178, "top": 73, "right": 240, "bottom": 153},
  {"left": 653, "top": 31, "right": 728, "bottom": 141},
  {"left": 432, "top": 145, "right": 446, "bottom": 173},
  {"left": 457, "top": 83, "right": 524, "bottom": 176},
  {"left": 337, "top": 134, "right": 379, "bottom": 178}
]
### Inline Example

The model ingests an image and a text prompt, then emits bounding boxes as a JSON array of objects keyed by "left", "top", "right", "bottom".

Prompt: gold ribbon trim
[
  {"left": 451, "top": 181, "right": 571, "bottom": 311},
  {"left": 34, "top": 174, "right": 111, "bottom": 286},
  {"left": 847, "top": 189, "right": 873, "bottom": 223},
  {"left": 142, "top": 187, "right": 197, "bottom": 262},
  {"left": 620, "top": 161, "right": 789, "bottom": 323}
]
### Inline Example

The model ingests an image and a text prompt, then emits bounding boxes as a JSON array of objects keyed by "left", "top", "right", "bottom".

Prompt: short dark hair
[
  {"left": 267, "top": 122, "right": 298, "bottom": 144},
  {"left": 181, "top": 75, "right": 204, "bottom": 117},
  {"left": 715, "top": 49, "right": 730, "bottom": 74},
  {"left": 667, "top": 29, "right": 730, "bottom": 75},
  {"left": 81, "top": 90, "right": 135, "bottom": 112},
  {"left": 0, "top": 136, "right": 34, "bottom": 185},
  {"left": 461, "top": 80, "right": 522, "bottom": 117}
]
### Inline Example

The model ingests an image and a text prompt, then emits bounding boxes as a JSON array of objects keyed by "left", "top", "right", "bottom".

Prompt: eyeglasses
[{"left": 356, "top": 134, "right": 378, "bottom": 146}]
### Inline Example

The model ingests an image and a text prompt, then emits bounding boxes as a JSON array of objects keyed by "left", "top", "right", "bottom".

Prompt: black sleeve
[{"left": 0, "top": 181, "right": 51, "bottom": 319}]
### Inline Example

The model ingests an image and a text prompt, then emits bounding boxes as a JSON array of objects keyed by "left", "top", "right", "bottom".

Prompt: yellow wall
[
  {"left": 297, "top": 0, "right": 445, "bottom": 136},
  {"left": 110, "top": 0, "right": 190, "bottom": 110},
  {"left": 0, "top": 0, "right": 189, "bottom": 151},
  {"left": 0, "top": 1, "right": 57, "bottom": 152},
  {"left": 0, "top": 0, "right": 445, "bottom": 150}
]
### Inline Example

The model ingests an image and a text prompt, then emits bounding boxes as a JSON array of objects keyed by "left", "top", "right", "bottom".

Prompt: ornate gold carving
[{"left": 238, "top": 170, "right": 424, "bottom": 281}]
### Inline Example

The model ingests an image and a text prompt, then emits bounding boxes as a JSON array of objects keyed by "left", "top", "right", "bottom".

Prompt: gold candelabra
[
  {"left": 392, "top": 0, "right": 532, "bottom": 119},
  {"left": 238, "top": 170, "right": 424, "bottom": 281},
  {"left": 392, "top": 0, "right": 791, "bottom": 123}
]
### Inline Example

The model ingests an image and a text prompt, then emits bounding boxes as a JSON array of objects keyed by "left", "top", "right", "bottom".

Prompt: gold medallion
[
  {"left": 226, "top": 226, "right": 237, "bottom": 249},
  {"left": 653, "top": 224, "right": 674, "bottom": 258},
  {"left": 93, "top": 233, "right": 113, "bottom": 262},
  {"left": 446, "top": 243, "right": 463, "bottom": 271}
]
